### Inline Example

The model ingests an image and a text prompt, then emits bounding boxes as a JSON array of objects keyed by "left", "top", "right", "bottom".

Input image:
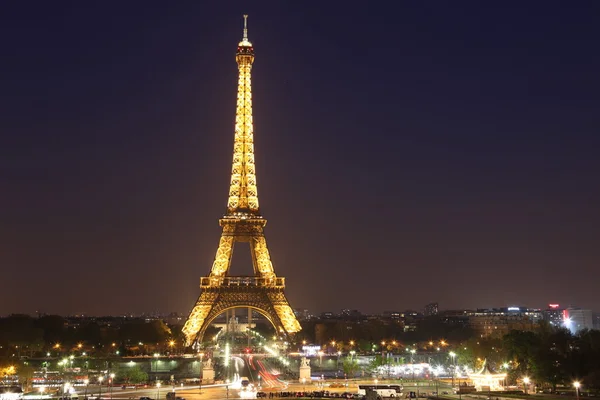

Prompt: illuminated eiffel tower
[{"left": 182, "top": 16, "right": 301, "bottom": 346}]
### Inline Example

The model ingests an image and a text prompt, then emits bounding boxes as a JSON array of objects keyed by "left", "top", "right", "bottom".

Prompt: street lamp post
[
  {"left": 410, "top": 349, "right": 416, "bottom": 380},
  {"left": 449, "top": 352, "right": 456, "bottom": 388},
  {"left": 318, "top": 351, "right": 324, "bottom": 376},
  {"left": 523, "top": 377, "right": 530, "bottom": 395},
  {"left": 574, "top": 381, "right": 581, "bottom": 400},
  {"left": 98, "top": 376, "right": 104, "bottom": 399},
  {"left": 109, "top": 373, "right": 115, "bottom": 400},
  {"left": 83, "top": 379, "right": 89, "bottom": 400},
  {"left": 39, "top": 386, "right": 45, "bottom": 400},
  {"left": 156, "top": 382, "right": 161, "bottom": 400},
  {"left": 198, "top": 352, "right": 204, "bottom": 395},
  {"left": 302, "top": 378, "right": 306, "bottom": 392}
]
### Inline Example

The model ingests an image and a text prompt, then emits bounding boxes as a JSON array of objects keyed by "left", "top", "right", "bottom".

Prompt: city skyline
[{"left": 2, "top": 2, "right": 600, "bottom": 316}]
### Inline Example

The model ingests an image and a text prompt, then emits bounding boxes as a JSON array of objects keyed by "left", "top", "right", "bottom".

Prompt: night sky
[{"left": 2, "top": 2, "right": 599, "bottom": 317}]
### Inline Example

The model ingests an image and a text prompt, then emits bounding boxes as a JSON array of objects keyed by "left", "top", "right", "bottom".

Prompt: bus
[{"left": 358, "top": 385, "right": 403, "bottom": 398}]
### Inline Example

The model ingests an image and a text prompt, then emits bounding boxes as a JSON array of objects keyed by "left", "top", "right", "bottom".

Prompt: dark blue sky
[{"left": 1, "top": 2, "right": 599, "bottom": 316}]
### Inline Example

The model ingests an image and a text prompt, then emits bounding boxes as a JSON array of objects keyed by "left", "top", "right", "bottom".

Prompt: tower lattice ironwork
[{"left": 182, "top": 16, "right": 301, "bottom": 346}]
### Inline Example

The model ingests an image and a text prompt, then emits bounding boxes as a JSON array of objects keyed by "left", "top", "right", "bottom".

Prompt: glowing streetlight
[
  {"left": 523, "top": 377, "right": 530, "bottom": 395},
  {"left": 302, "top": 377, "right": 306, "bottom": 392},
  {"left": 449, "top": 352, "right": 457, "bottom": 387},
  {"left": 39, "top": 386, "right": 45, "bottom": 399},
  {"left": 156, "top": 382, "right": 161, "bottom": 400},
  {"left": 98, "top": 376, "right": 104, "bottom": 399},
  {"left": 109, "top": 373, "right": 115, "bottom": 400},
  {"left": 574, "top": 381, "right": 581, "bottom": 400}
]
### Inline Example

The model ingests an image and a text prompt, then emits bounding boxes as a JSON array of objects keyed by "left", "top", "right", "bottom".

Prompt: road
[{"left": 39, "top": 356, "right": 470, "bottom": 400}]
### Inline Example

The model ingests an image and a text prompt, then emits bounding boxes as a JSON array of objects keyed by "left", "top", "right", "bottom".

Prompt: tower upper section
[{"left": 227, "top": 15, "right": 259, "bottom": 216}]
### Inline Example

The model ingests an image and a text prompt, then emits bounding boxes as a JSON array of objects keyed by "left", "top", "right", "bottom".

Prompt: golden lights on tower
[{"left": 181, "top": 16, "right": 301, "bottom": 346}]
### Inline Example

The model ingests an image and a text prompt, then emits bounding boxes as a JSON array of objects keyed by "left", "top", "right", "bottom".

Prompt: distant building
[
  {"left": 440, "top": 310, "right": 470, "bottom": 328},
  {"left": 382, "top": 311, "right": 403, "bottom": 320},
  {"left": 468, "top": 307, "right": 542, "bottom": 338},
  {"left": 294, "top": 309, "right": 311, "bottom": 321},
  {"left": 320, "top": 312, "right": 335, "bottom": 319},
  {"left": 593, "top": 313, "right": 600, "bottom": 330},
  {"left": 341, "top": 309, "right": 362, "bottom": 319},
  {"left": 564, "top": 308, "right": 593, "bottom": 333},
  {"left": 542, "top": 304, "right": 565, "bottom": 328},
  {"left": 424, "top": 303, "right": 439, "bottom": 316}
]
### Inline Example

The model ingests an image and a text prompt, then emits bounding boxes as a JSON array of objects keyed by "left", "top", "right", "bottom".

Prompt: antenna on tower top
[{"left": 243, "top": 14, "right": 248, "bottom": 40}]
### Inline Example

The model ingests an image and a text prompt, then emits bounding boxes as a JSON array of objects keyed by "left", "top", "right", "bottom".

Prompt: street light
[
  {"left": 449, "top": 352, "right": 457, "bottom": 388},
  {"left": 302, "top": 377, "right": 306, "bottom": 392},
  {"left": 98, "top": 376, "right": 104, "bottom": 399},
  {"left": 83, "top": 379, "right": 89, "bottom": 400},
  {"left": 156, "top": 382, "right": 161, "bottom": 400},
  {"left": 574, "top": 381, "right": 581, "bottom": 400},
  {"left": 39, "top": 386, "right": 45, "bottom": 400},
  {"left": 410, "top": 349, "right": 416, "bottom": 380},
  {"left": 523, "top": 377, "right": 530, "bottom": 395},
  {"left": 109, "top": 373, "right": 115, "bottom": 400},
  {"left": 198, "top": 352, "right": 204, "bottom": 395}
]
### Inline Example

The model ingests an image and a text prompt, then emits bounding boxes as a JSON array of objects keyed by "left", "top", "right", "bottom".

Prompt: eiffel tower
[{"left": 182, "top": 16, "right": 301, "bottom": 347}]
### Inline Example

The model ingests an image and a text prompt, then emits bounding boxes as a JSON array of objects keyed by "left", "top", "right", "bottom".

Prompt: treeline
[
  {"left": 297, "top": 316, "right": 474, "bottom": 347},
  {"left": 454, "top": 326, "right": 600, "bottom": 393},
  {"left": 0, "top": 314, "right": 176, "bottom": 357}
]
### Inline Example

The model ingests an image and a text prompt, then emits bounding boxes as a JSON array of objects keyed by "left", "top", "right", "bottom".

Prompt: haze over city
[{"left": 1, "top": 2, "right": 599, "bottom": 317}]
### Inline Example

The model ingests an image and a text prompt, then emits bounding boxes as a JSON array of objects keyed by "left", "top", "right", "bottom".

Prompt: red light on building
[{"left": 549, "top": 304, "right": 560, "bottom": 309}]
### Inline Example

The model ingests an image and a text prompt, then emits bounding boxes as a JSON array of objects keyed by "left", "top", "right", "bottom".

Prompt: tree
[
  {"left": 529, "top": 328, "right": 572, "bottom": 391},
  {"left": 116, "top": 365, "right": 148, "bottom": 384},
  {"left": 17, "top": 364, "right": 35, "bottom": 391},
  {"left": 503, "top": 330, "right": 540, "bottom": 380},
  {"left": 342, "top": 356, "right": 359, "bottom": 378}
]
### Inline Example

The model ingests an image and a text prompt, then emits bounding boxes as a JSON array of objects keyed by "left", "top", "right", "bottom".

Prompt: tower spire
[{"left": 243, "top": 14, "right": 248, "bottom": 41}]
